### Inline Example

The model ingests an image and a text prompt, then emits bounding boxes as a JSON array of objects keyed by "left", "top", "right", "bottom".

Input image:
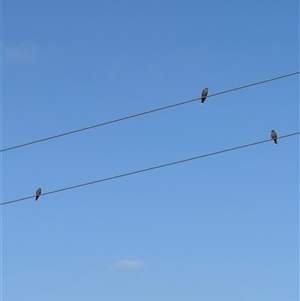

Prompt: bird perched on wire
[
  {"left": 201, "top": 88, "right": 208, "bottom": 104},
  {"left": 35, "top": 188, "right": 42, "bottom": 200},
  {"left": 270, "top": 130, "right": 278, "bottom": 145}
]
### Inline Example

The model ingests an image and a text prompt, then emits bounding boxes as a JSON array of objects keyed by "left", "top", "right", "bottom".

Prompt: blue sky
[{"left": 1, "top": 0, "right": 299, "bottom": 300}]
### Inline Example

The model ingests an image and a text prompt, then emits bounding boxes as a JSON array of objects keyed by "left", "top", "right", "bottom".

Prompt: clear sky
[{"left": 1, "top": 0, "right": 299, "bottom": 300}]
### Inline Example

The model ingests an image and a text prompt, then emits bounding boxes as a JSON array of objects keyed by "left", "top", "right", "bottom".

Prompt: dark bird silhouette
[
  {"left": 271, "top": 130, "right": 278, "bottom": 145},
  {"left": 201, "top": 88, "right": 208, "bottom": 104},
  {"left": 35, "top": 188, "right": 41, "bottom": 200}
]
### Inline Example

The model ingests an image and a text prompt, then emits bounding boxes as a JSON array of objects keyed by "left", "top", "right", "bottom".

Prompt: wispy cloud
[
  {"left": 111, "top": 259, "right": 144, "bottom": 271},
  {"left": 4, "top": 43, "right": 39, "bottom": 62}
]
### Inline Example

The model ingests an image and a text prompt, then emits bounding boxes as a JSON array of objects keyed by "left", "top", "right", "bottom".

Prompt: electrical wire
[
  {"left": 1, "top": 71, "right": 299, "bottom": 153},
  {"left": 1, "top": 131, "right": 299, "bottom": 206}
]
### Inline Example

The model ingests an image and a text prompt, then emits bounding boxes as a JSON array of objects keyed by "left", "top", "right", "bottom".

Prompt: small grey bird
[
  {"left": 201, "top": 88, "right": 208, "bottom": 104},
  {"left": 35, "top": 188, "right": 41, "bottom": 201},
  {"left": 270, "top": 130, "right": 278, "bottom": 145}
]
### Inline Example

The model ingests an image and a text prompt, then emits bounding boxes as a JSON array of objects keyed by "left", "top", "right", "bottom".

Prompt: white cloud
[
  {"left": 111, "top": 259, "right": 144, "bottom": 271},
  {"left": 4, "top": 43, "right": 39, "bottom": 62}
]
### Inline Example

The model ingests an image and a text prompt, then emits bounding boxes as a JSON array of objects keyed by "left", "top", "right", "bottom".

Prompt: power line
[
  {"left": 1, "top": 71, "right": 299, "bottom": 153},
  {"left": 1, "top": 131, "right": 299, "bottom": 206}
]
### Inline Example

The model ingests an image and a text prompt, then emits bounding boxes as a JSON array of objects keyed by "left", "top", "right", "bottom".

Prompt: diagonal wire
[
  {"left": 1, "top": 131, "right": 299, "bottom": 206},
  {"left": 1, "top": 71, "right": 299, "bottom": 153}
]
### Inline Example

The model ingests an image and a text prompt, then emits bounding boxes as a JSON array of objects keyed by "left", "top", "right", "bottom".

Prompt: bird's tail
[
  {"left": 35, "top": 196, "right": 39, "bottom": 200},
  {"left": 274, "top": 139, "right": 278, "bottom": 145}
]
